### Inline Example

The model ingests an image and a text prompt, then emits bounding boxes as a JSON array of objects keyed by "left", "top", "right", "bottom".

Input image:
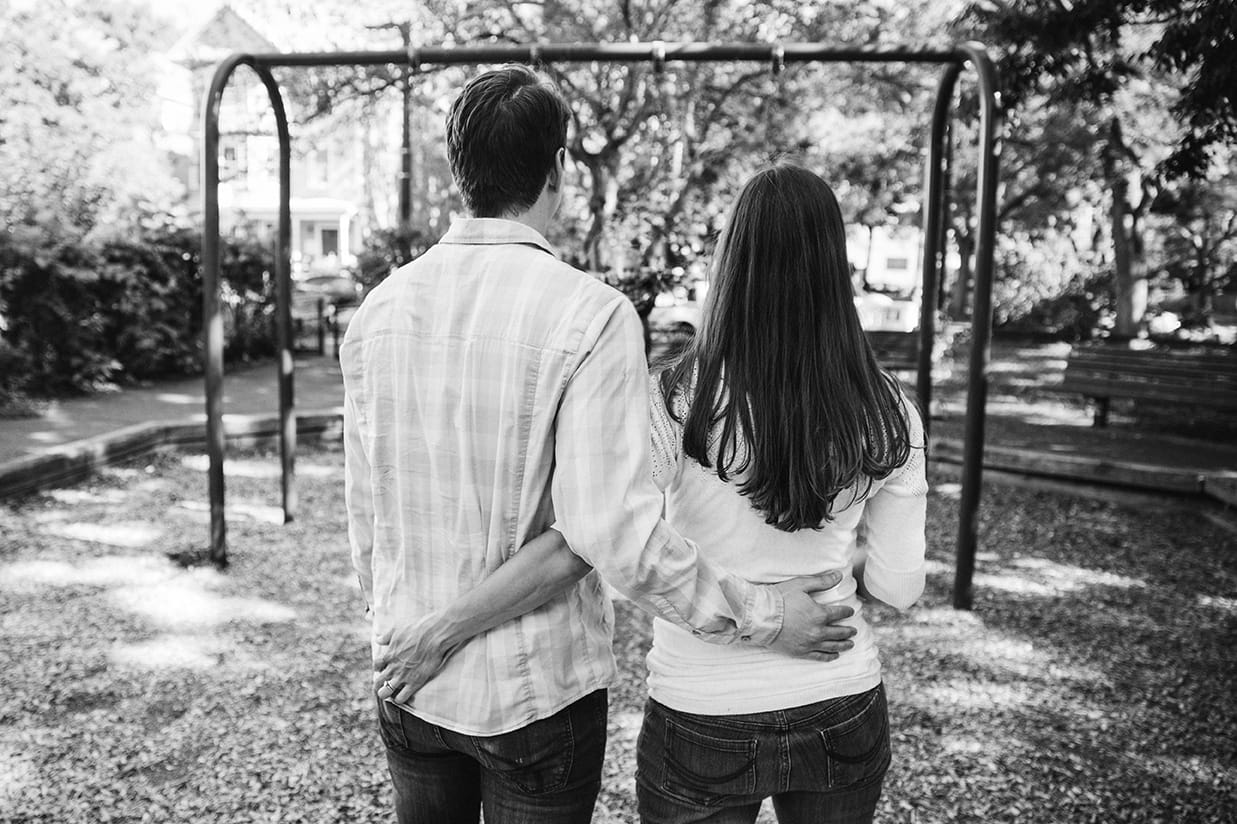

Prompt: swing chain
[{"left": 770, "top": 44, "right": 785, "bottom": 76}]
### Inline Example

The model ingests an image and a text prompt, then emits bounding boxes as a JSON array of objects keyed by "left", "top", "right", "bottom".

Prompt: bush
[
  {"left": 0, "top": 225, "right": 277, "bottom": 397},
  {"left": 355, "top": 225, "right": 434, "bottom": 291}
]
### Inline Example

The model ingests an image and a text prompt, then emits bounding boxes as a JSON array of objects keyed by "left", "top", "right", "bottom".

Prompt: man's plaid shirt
[{"left": 341, "top": 218, "right": 782, "bottom": 735}]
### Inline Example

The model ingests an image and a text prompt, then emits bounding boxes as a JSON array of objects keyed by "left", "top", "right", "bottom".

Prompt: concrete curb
[
  {"left": 1, "top": 410, "right": 1232, "bottom": 508},
  {"left": 0, "top": 408, "right": 344, "bottom": 501}
]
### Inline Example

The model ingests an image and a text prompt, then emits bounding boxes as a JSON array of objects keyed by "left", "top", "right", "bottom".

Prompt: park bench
[
  {"left": 865, "top": 331, "right": 922, "bottom": 371},
  {"left": 1061, "top": 343, "right": 1237, "bottom": 426}
]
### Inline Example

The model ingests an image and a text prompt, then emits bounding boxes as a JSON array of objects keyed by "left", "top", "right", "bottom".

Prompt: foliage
[
  {"left": 0, "top": 226, "right": 278, "bottom": 398},
  {"left": 958, "top": 0, "right": 1237, "bottom": 337},
  {"left": 0, "top": 0, "right": 181, "bottom": 242},
  {"left": 354, "top": 225, "right": 437, "bottom": 290}
]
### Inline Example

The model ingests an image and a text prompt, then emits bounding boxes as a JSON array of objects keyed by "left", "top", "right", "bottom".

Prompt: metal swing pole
[
  {"left": 202, "top": 54, "right": 296, "bottom": 566},
  {"left": 952, "top": 43, "right": 1002, "bottom": 610},
  {"left": 201, "top": 43, "right": 999, "bottom": 608},
  {"left": 917, "top": 62, "right": 964, "bottom": 437}
]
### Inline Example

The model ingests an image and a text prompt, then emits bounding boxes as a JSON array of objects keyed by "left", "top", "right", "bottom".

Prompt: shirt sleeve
[
  {"left": 342, "top": 352, "right": 376, "bottom": 612},
  {"left": 860, "top": 395, "right": 928, "bottom": 610},
  {"left": 552, "top": 299, "right": 783, "bottom": 645}
]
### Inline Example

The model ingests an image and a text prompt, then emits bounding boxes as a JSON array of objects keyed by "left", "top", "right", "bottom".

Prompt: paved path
[{"left": 0, "top": 357, "right": 345, "bottom": 467}]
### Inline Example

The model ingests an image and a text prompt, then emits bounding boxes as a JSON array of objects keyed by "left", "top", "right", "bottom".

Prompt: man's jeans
[
  {"left": 377, "top": 689, "right": 608, "bottom": 824},
  {"left": 636, "top": 684, "right": 890, "bottom": 824}
]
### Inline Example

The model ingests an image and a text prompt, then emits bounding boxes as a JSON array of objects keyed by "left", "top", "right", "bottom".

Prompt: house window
[
  {"left": 220, "top": 142, "right": 243, "bottom": 181},
  {"left": 321, "top": 228, "right": 339, "bottom": 257},
  {"left": 308, "top": 149, "right": 330, "bottom": 187}
]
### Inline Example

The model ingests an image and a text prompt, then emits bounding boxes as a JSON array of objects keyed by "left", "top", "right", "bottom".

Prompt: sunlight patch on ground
[
  {"left": 972, "top": 572, "right": 1062, "bottom": 598},
  {"left": 0, "top": 555, "right": 174, "bottom": 590},
  {"left": 939, "top": 732, "right": 992, "bottom": 755},
  {"left": 914, "top": 680, "right": 1036, "bottom": 711},
  {"left": 44, "top": 488, "right": 129, "bottom": 506},
  {"left": 1007, "top": 557, "right": 1145, "bottom": 592},
  {"left": 110, "top": 634, "right": 223, "bottom": 670},
  {"left": 1197, "top": 594, "right": 1237, "bottom": 614},
  {"left": 110, "top": 579, "right": 297, "bottom": 630},
  {"left": 0, "top": 741, "right": 37, "bottom": 810},
  {"left": 609, "top": 710, "right": 642, "bottom": 745},
  {"left": 934, "top": 481, "right": 962, "bottom": 498},
  {"left": 42, "top": 520, "right": 163, "bottom": 549},
  {"left": 173, "top": 499, "right": 287, "bottom": 525},
  {"left": 899, "top": 623, "right": 1042, "bottom": 665},
  {"left": 297, "top": 461, "right": 340, "bottom": 478},
  {"left": 178, "top": 454, "right": 340, "bottom": 480},
  {"left": 984, "top": 398, "right": 1090, "bottom": 426},
  {"left": 154, "top": 392, "right": 197, "bottom": 405}
]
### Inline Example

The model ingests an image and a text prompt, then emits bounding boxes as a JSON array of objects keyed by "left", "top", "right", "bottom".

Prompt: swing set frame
[{"left": 201, "top": 42, "right": 1001, "bottom": 609}]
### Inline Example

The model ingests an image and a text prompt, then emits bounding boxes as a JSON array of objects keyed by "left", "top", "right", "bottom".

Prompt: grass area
[{"left": 1, "top": 444, "right": 1235, "bottom": 823}]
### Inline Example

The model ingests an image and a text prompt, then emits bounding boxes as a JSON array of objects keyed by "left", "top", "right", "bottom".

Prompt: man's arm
[
  {"left": 343, "top": 385, "right": 375, "bottom": 611},
  {"left": 375, "top": 528, "right": 591, "bottom": 704},
  {"left": 375, "top": 529, "right": 849, "bottom": 704}
]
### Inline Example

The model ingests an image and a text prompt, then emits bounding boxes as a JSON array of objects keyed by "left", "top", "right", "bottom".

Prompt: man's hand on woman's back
[{"left": 767, "top": 570, "right": 857, "bottom": 660}]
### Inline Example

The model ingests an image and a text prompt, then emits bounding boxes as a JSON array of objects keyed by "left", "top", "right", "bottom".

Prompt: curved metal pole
[
  {"left": 252, "top": 66, "right": 296, "bottom": 524},
  {"left": 204, "top": 55, "right": 298, "bottom": 565},
  {"left": 202, "top": 53, "right": 251, "bottom": 568},
  {"left": 952, "top": 43, "right": 1003, "bottom": 610},
  {"left": 917, "top": 63, "right": 963, "bottom": 436}
]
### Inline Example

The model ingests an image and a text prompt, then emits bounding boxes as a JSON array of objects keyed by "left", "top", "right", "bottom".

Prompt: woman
[{"left": 376, "top": 164, "right": 926, "bottom": 823}]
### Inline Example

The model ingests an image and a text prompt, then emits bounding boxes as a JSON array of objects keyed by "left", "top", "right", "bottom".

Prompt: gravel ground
[{"left": 1, "top": 443, "right": 1234, "bottom": 823}]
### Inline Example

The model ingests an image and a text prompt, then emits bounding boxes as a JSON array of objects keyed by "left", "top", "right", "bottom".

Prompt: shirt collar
[{"left": 439, "top": 218, "right": 559, "bottom": 258}]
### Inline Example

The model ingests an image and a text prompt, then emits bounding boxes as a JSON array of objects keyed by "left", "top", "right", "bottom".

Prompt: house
[{"left": 157, "top": 4, "right": 367, "bottom": 276}]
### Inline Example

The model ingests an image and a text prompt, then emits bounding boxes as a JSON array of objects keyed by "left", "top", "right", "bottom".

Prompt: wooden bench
[
  {"left": 865, "top": 331, "right": 922, "bottom": 371},
  {"left": 1061, "top": 344, "right": 1237, "bottom": 426}
]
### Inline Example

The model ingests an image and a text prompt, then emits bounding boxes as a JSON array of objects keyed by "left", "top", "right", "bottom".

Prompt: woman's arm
[
  {"left": 857, "top": 401, "right": 929, "bottom": 610},
  {"left": 375, "top": 528, "right": 590, "bottom": 704}
]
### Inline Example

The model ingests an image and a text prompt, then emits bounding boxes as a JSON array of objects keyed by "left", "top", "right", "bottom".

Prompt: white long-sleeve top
[{"left": 644, "top": 374, "right": 928, "bottom": 715}]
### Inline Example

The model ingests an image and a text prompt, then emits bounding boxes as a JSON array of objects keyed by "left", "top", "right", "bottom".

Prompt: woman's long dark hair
[{"left": 659, "top": 164, "right": 914, "bottom": 531}]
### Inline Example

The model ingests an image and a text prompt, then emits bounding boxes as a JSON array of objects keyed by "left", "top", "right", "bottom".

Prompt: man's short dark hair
[{"left": 446, "top": 65, "right": 572, "bottom": 218}]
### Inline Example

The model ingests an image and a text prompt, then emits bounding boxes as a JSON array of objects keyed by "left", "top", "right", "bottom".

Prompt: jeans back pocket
[
  {"left": 816, "top": 686, "right": 891, "bottom": 789},
  {"left": 661, "top": 716, "right": 759, "bottom": 805}
]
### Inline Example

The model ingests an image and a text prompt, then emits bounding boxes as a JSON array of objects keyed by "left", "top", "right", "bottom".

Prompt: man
[{"left": 341, "top": 65, "right": 856, "bottom": 824}]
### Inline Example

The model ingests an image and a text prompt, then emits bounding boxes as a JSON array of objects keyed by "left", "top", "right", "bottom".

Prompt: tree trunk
[
  {"left": 1103, "top": 117, "right": 1148, "bottom": 340},
  {"left": 949, "top": 228, "right": 975, "bottom": 320},
  {"left": 1109, "top": 173, "right": 1147, "bottom": 339},
  {"left": 582, "top": 153, "right": 620, "bottom": 273}
]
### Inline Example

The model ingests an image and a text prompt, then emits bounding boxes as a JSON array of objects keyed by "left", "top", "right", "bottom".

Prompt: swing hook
[
  {"left": 407, "top": 45, "right": 421, "bottom": 74},
  {"left": 770, "top": 44, "right": 785, "bottom": 77},
  {"left": 651, "top": 41, "right": 666, "bottom": 75}
]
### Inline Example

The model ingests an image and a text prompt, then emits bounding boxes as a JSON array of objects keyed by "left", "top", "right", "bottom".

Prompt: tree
[
  {"left": 962, "top": 0, "right": 1237, "bottom": 338},
  {"left": 0, "top": 0, "right": 179, "bottom": 242}
]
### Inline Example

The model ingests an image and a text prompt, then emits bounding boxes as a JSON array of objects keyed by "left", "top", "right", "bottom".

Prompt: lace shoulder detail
[
  {"left": 647, "top": 373, "right": 683, "bottom": 491},
  {"left": 885, "top": 394, "right": 928, "bottom": 496}
]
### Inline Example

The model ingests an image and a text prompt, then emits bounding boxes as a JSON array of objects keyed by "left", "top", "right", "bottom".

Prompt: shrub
[{"left": 0, "top": 225, "right": 277, "bottom": 397}]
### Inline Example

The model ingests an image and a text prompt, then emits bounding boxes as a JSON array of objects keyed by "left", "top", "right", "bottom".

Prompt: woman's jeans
[
  {"left": 377, "top": 689, "right": 607, "bottom": 824},
  {"left": 636, "top": 684, "right": 890, "bottom": 824}
]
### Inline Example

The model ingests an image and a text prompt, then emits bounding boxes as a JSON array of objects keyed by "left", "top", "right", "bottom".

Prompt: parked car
[
  {"left": 293, "top": 274, "right": 363, "bottom": 307},
  {"left": 290, "top": 273, "right": 363, "bottom": 352}
]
